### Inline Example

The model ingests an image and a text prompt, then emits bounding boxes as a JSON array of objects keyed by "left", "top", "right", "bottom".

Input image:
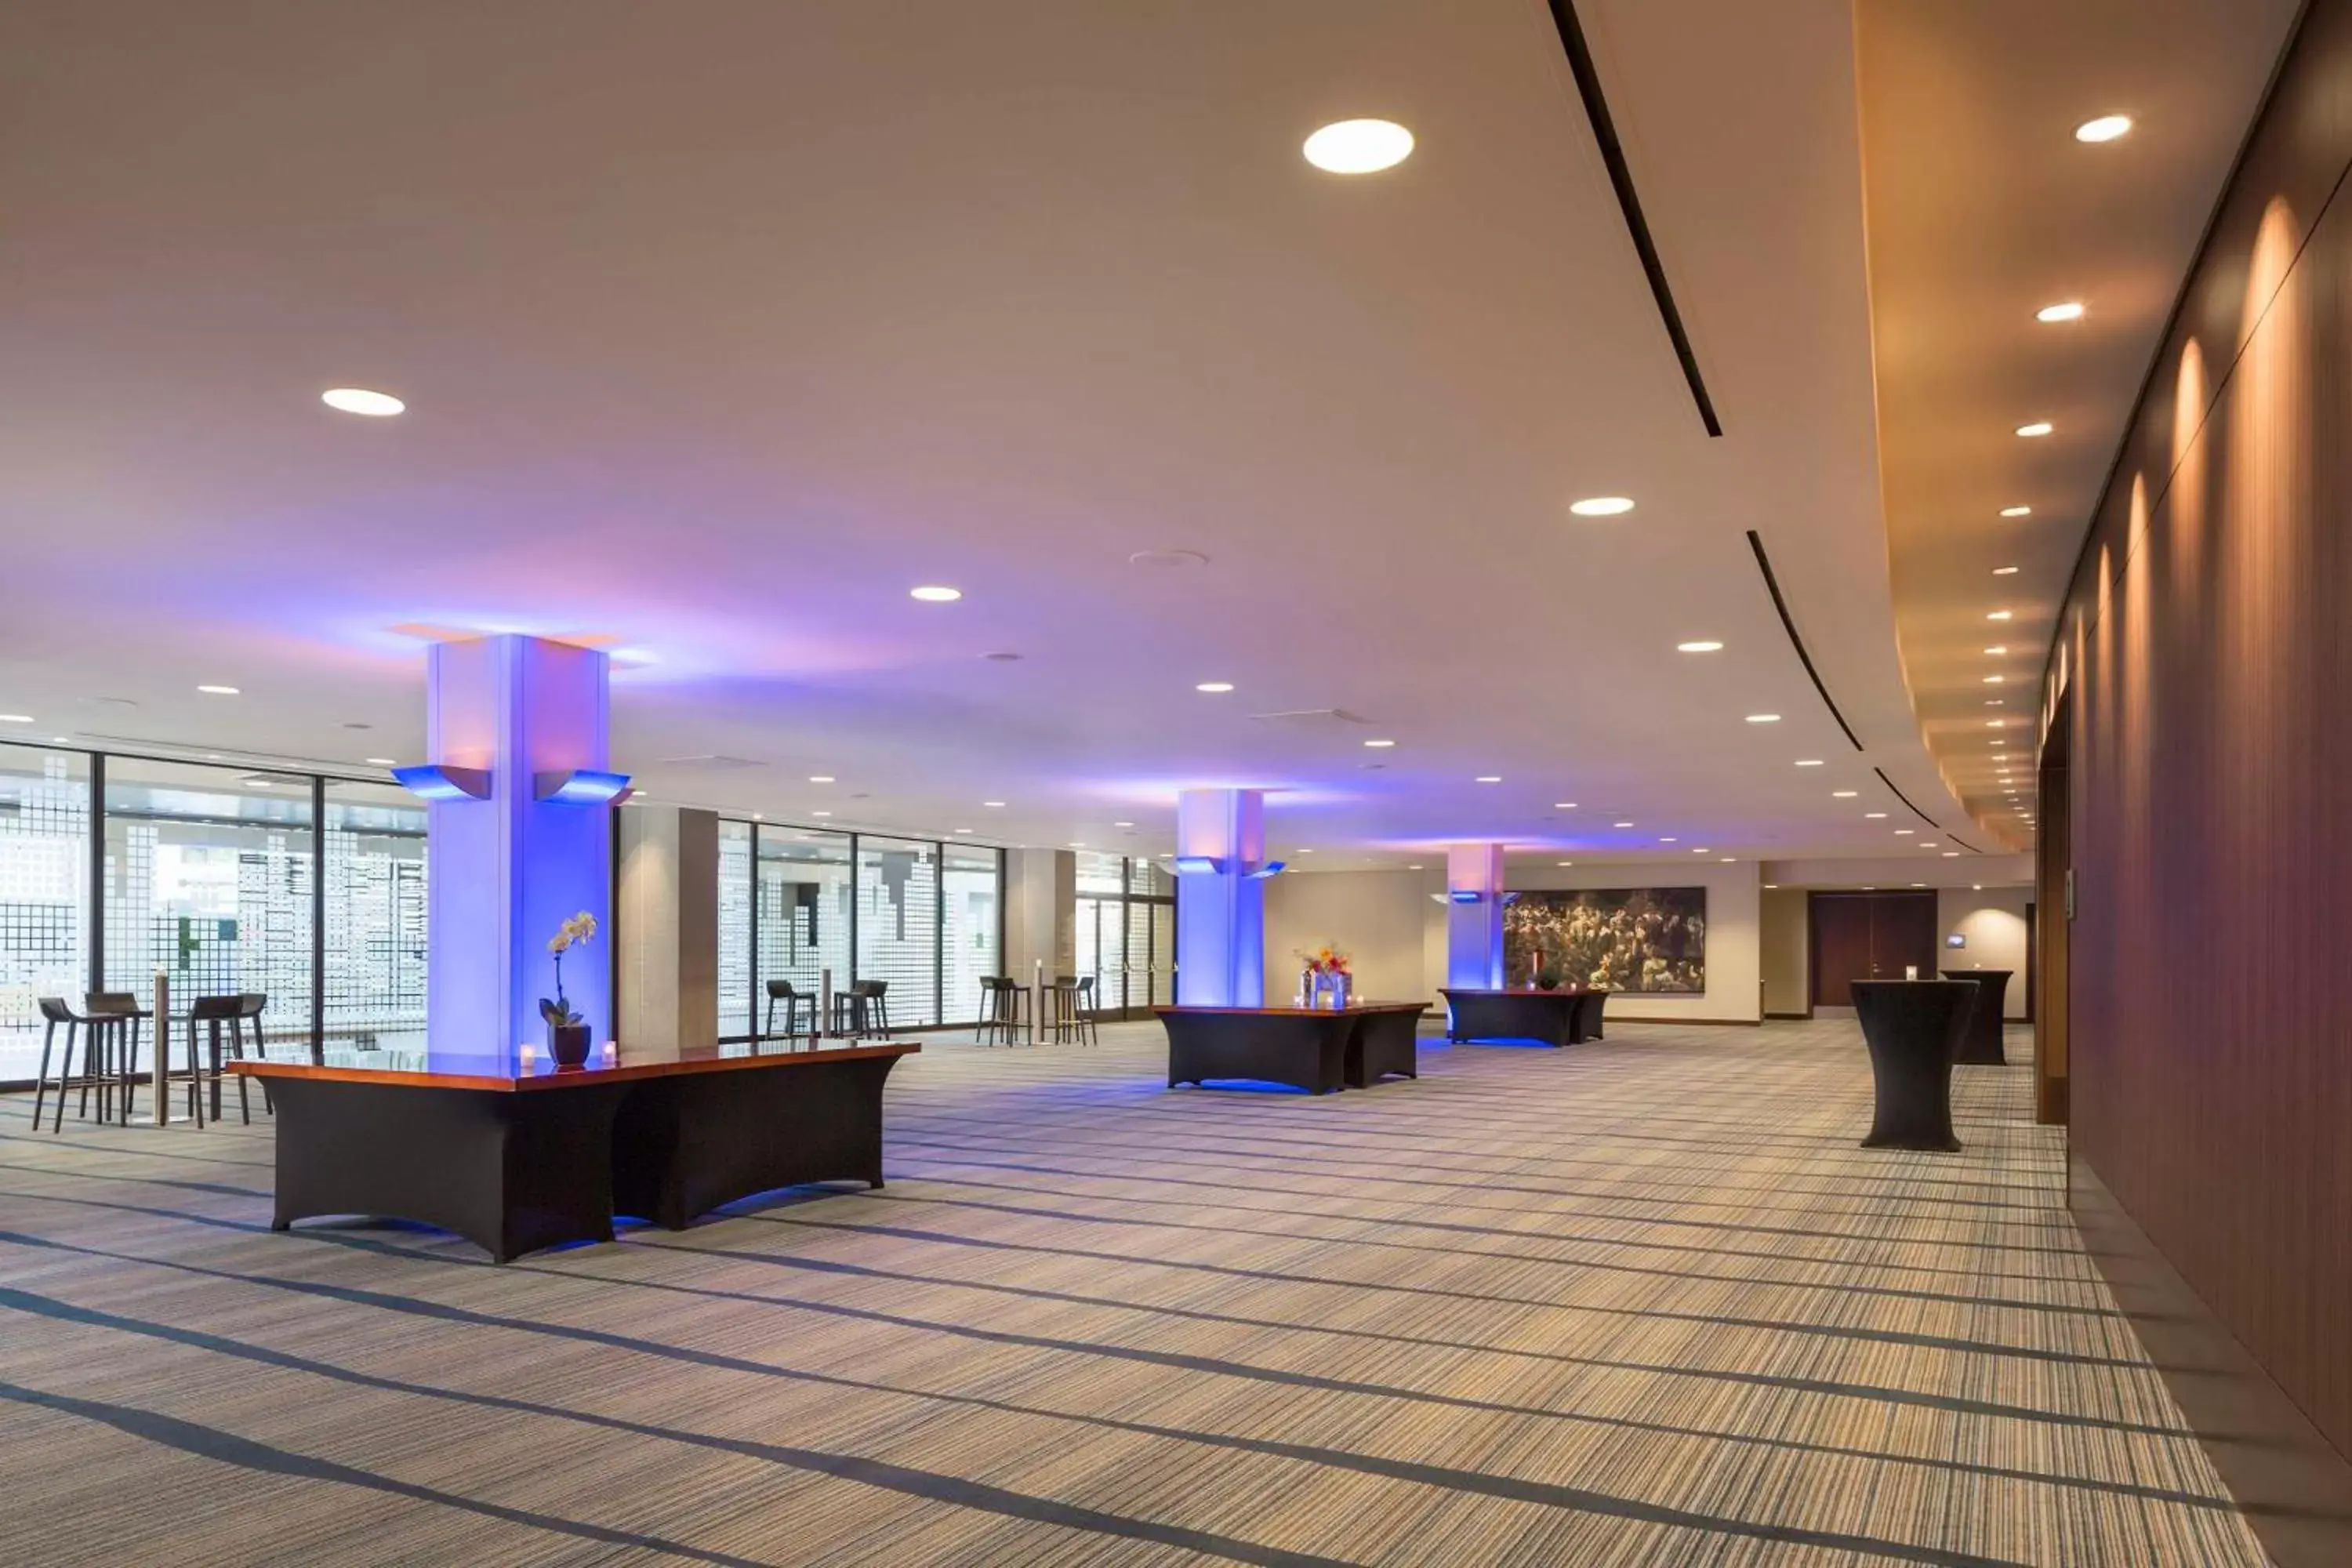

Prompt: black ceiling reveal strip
[
  {"left": 1544, "top": 0, "right": 1723, "bottom": 437},
  {"left": 1747, "top": 531, "right": 1864, "bottom": 752},
  {"left": 1873, "top": 767, "right": 1941, "bottom": 829}
]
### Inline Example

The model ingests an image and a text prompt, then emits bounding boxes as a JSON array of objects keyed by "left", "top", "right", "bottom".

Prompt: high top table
[
  {"left": 233, "top": 1040, "right": 916, "bottom": 1261},
  {"left": 1154, "top": 1003, "right": 1428, "bottom": 1094},
  {"left": 1439, "top": 987, "right": 1608, "bottom": 1049},
  {"left": 1851, "top": 980, "right": 1976, "bottom": 1152},
  {"left": 1940, "top": 968, "right": 2014, "bottom": 1065}
]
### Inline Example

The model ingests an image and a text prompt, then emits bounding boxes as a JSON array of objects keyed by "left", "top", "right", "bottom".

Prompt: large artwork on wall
[{"left": 1503, "top": 887, "right": 1708, "bottom": 993}]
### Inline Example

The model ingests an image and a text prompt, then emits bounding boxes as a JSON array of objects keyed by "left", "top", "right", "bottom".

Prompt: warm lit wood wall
[{"left": 2049, "top": 0, "right": 2352, "bottom": 1465}]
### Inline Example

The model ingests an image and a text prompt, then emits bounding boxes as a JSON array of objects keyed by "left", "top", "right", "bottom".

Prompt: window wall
[
  {"left": 1072, "top": 851, "right": 1176, "bottom": 1016},
  {"left": 712, "top": 818, "right": 999, "bottom": 1037},
  {"left": 0, "top": 742, "right": 428, "bottom": 1083}
]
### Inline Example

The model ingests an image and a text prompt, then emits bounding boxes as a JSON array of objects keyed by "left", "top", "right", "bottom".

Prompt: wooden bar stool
[
  {"left": 31, "top": 998, "right": 84, "bottom": 1133},
  {"left": 190, "top": 994, "right": 250, "bottom": 1124},
  {"left": 83, "top": 993, "right": 144, "bottom": 1123},
  {"left": 763, "top": 979, "right": 814, "bottom": 1045}
]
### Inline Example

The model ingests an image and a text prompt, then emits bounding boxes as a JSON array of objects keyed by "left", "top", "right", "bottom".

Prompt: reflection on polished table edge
[{"left": 227, "top": 1040, "right": 918, "bottom": 1091}]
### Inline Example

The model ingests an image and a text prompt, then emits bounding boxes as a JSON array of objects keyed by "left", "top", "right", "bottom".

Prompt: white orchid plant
[{"left": 539, "top": 910, "right": 598, "bottom": 1029}]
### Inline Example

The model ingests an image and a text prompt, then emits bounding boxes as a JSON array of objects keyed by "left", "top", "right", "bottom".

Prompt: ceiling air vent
[
  {"left": 653, "top": 754, "right": 767, "bottom": 771},
  {"left": 1247, "top": 709, "right": 1373, "bottom": 729}
]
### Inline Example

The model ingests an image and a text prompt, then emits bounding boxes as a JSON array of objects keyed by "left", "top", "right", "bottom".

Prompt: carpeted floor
[{"left": 0, "top": 1018, "right": 2267, "bottom": 1566}]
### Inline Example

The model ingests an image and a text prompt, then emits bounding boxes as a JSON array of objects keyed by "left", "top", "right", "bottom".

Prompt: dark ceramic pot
[{"left": 549, "top": 1021, "right": 592, "bottom": 1069}]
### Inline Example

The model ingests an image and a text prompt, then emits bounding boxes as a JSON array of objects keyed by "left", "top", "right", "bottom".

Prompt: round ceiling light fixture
[
  {"left": 1676, "top": 640, "right": 1722, "bottom": 653},
  {"left": 1570, "top": 496, "right": 1636, "bottom": 517},
  {"left": 321, "top": 387, "right": 405, "bottom": 417},
  {"left": 1195, "top": 681, "right": 1234, "bottom": 693},
  {"left": 909, "top": 585, "right": 962, "bottom": 602},
  {"left": 2075, "top": 114, "right": 2133, "bottom": 143},
  {"left": 2000, "top": 506, "right": 2032, "bottom": 518},
  {"left": 2016, "top": 421, "right": 2055, "bottom": 438},
  {"left": 1745, "top": 713, "right": 1780, "bottom": 724},
  {"left": 196, "top": 684, "right": 240, "bottom": 695},
  {"left": 1302, "top": 118, "right": 1415, "bottom": 174},
  {"left": 1129, "top": 549, "right": 1209, "bottom": 569},
  {"left": 2036, "top": 301, "right": 2086, "bottom": 323}
]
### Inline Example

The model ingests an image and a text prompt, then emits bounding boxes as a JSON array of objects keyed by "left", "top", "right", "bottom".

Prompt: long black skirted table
[
  {"left": 1940, "top": 968, "right": 2014, "bottom": 1065},
  {"left": 1154, "top": 1003, "right": 1428, "bottom": 1094},
  {"left": 1439, "top": 987, "right": 1608, "bottom": 1049},
  {"left": 1851, "top": 979, "right": 1976, "bottom": 1152},
  {"left": 233, "top": 1041, "right": 917, "bottom": 1261}
]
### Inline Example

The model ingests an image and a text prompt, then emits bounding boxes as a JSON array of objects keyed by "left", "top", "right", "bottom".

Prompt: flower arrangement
[
  {"left": 1298, "top": 943, "right": 1352, "bottom": 977},
  {"left": 539, "top": 910, "right": 598, "bottom": 1034}
]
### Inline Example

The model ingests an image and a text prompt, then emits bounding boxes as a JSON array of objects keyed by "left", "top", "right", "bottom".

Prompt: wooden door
[
  {"left": 1808, "top": 893, "right": 1876, "bottom": 1007},
  {"left": 1875, "top": 892, "right": 1941, "bottom": 983}
]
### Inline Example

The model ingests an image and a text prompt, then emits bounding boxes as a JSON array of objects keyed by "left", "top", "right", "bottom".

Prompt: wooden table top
[
  {"left": 1152, "top": 1001, "right": 1429, "bottom": 1018},
  {"left": 1439, "top": 986, "right": 1606, "bottom": 996},
  {"left": 229, "top": 1040, "right": 920, "bottom": 1093}
]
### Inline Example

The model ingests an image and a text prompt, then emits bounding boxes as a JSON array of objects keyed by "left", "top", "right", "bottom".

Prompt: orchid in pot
[{"left": 539, "top": 910, "right": 597, "bottom": 1067}]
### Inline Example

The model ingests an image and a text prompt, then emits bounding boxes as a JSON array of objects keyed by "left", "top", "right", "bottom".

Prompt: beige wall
[
  {"left": 1263, "top": 869, "right": 1442, "bottom": 1005},
  {"left": 1759, "top": 885, "right": 1809, "bottom": 1016},
  {"left": 1938, "top": 887, "right": 2030, "bottom": 1020}
]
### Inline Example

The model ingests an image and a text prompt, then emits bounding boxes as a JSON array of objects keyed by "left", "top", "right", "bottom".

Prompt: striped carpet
[{"left": 0, "top": 1018, "right": 2266, "bottom": 1566}]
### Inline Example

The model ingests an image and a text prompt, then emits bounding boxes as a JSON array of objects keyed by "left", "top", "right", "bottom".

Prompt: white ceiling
[
  {"left": 1857, "top": 0, "right": 2301, "bottom": 850},
  {"left": 0, "top": 1, "right": 2242, "bottom": 866}
]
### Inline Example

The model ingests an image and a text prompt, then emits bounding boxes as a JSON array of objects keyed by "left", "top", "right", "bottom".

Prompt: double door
[
  {"left": 1809, "top": 891, "right": 1940, "bottom": 1008},
  {"left": 1075, "top": 895, "right": 1175, "bottom": 1016}
]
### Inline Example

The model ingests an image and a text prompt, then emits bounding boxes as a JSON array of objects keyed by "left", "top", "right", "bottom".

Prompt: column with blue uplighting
[
  {"left": 1174, "top": 788, "right": 1279, "bottom": 1007},
  {"left": 1446, "top": 843, "right": 1507, "bottom": 989},
  {"left": 410, "top": 634, "right": 622, "bottom": 1054}
]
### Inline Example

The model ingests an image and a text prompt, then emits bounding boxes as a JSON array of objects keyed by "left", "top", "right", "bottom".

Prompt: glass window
[
  {"left": 103, "top": 758, "right": 315, "bottom": 1044},
  {"left": 855, "top": 835, "right": 938, "bottom": 1027},
  {"left": 757, "top": 827, "right": 852, "bottom": 1033},
  {"left": 942, "top": 845, "right": 1000, "bottom": 1023},
  {"left": 0, "top": 742, "right": 91, "bottom": 1083},
  {"left": 1128, "top": 857, "right": 1174, "bottom": 898},
  {"left": 1076, "top": 850, "right": 1125, "bottom": 896},
  {"left": 321, "top": 778, "right": 426, "bottom": 1057},
  {"left": 717, "top": 818, "right": 754, "bottom": 1039}
]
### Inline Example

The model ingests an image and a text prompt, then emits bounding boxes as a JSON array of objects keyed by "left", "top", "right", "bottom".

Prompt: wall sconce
[
  {"left": 391, "top": 764, "right": 492, "bottom": 802},
  {"left": 534, "top": 768, "right": 633, "bottom": 804}
]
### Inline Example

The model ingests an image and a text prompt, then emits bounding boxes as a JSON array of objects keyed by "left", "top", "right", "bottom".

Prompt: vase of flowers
[
  {"left": 1298, "top": 944, "right": 1352, "bottom": 1009},
  {"left": 539, "top": 910, "right": 597, "bottom": 1067}
]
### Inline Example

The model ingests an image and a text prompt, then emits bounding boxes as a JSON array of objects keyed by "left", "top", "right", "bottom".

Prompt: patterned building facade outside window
[{"left": 0, "top": 742, "right": 429, "bottom": 1082}]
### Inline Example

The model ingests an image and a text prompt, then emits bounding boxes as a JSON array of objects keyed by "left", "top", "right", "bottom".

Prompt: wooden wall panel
[{"left": 2049, "top": 0, "right": 2352, "bottom": 1505}]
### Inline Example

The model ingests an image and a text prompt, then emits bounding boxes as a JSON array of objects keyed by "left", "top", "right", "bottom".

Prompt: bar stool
[
  {"left": 1041, "top": 977, "right": 1082, "bottom": 1044},
  {"left": 237, "top": 993, "right": 276, "bottom": 1111},
  {"left": 83, "top": 993, "right": 143, "bottom": 1123},
  {"left": 861, "top": 980, "right": 893, "bottom": 1040},
  {"left": 188, "top": 994, "right": 249, "bottom": 1124},
  {"left": 1072, "top": 975, "right": 1102, "bottom": 1047},
  {"left": 985, "top": 976, "right": 1029, "bottom": 1046},
  {"left": 973, "top": 976, "right": 1002, "bottom": 1044},
  {"left": 763, "top": 979, "right": 814, "bottom": 1044},
  {"left": 31, "top": 998, "right": 86, "bottom": 1132}
]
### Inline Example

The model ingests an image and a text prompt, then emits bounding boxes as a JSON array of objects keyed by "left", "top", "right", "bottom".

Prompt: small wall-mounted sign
[{"left": 1946, "top": 933, "right": 1967, "bottom": 949}]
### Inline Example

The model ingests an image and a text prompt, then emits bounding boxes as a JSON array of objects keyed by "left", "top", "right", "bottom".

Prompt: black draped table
[
  {"left": 1851, "top": 980, "right": 1976, "bottom": 1152},
  {"left": 1155, "top": 1003, "right": 1428, "bottom": 1094},
  {"left": 234, "top": 1040, "right": 916, "bottom": 1261},
  {"left": 1940, "top": 968, "right": 2013, "bottom": 1065},
  {"left": 1439, "top": 987, "right": 1607, "bottom": 1049}
]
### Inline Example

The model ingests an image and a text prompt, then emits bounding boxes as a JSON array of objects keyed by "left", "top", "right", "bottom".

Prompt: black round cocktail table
[
  {"left": 1940, "top": 968, "right": 2013, "bottom": 1065},
  {"left": 1852, "top": 979, "right": 1978, "bottom": 1152}
]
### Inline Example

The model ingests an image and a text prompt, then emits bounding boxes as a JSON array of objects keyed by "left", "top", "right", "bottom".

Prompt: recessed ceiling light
[
  {"left": 1067, "top": 840, "right": 1085, "bottom": 848},
  {"left": 1297, "top": 848, "right": 1315, "bottom": 855},
  {"left": 0, "top": 714, "right": 31, "bottom": 724},
  {"left": 1987, "top": 699, "right": 2006, "bottom": 706},
  {"left": 1911, "top": 882, "right": 1928, "bottom": 889},
  {"left": 811, "top": 810, "right": 833, "bottom": 817},
  {"left": 984, "top": 800, "right": 1006, "bottom": 808},
  {"left": 2036, "top": 301, "right": 2086, "bottom": 323},
  {"left": 808, "top": 775, "right": 835, "bottom": 783},
  {"left": 1196, "top": 681, "right": 1235, "bottom": 693},
  {"left": 1660, "top": 837, "right": 1679, "bottom": 843},
  {"left": 1764, "top": 883, "right": 1780, "bottom": 889},
  {"left": 953, "top": 827, "right": 973, "bottom": 834},
  {"left": 1832, "top": 789, "right": 1857, "bottom": 798},
  {"left": 1302, "top": 118, "right": 1415, "bottom": 174},
  {"left": 1984, "top": 676, "right": 2006, "bottom": 685},
  {"left": 1408, "top": 864, "right": 1424, "bottom": 870},
  {"left": 1795, "top": 759, "right": 1824, "bottom": 768},
  {"left": 1866, "top": 811, "right": 1888, "bottom": 818},
  {"left": 1745, "top": 713, "right": 1780, "bottom": 724},
  {"left": 2000, "top": 506, "right": 2033, "bottom": 517},
  {"left": 2016, "top": 421, "right": 2054, "bottom": 438},
  {"left": 1944, "top": 851, "right": 1962, "bottom": 858},
  {"left": 1613, "top": 820, "right": 1634, "bottom": 828},
  {"left": 1554, "top": 802, "right": 1577, "bottom": 810},
  {"left": 1984, "top": 645, "right": 2009, "bottom": 655},
  {"left": 1896, "top": 828, "right": 1915, "bottom": 836},
  {"left": 1692, "top": 847, "right": 1710, "bottom": 854},
  {"left": 365, "top": 756, "right": 397, "bottom": 766},
  {"left": 1114, "top": 820, "right": 1134, "bottom": 827},
  {"left": 1987, "top": 719, "right": 2007, "bottom": 728},
  {"left": 909, "top": 585, "right": 963, "bottom": 602},
  {"left": 321, "top": 387, "right": 404, "bottom": 417},
  {"left": 1570, "top": 496, "right": 1636, "bottom": 517},
  {"left": 1987, "top": 610, "right": 2013, "bottom": 621},
  {"left": 1992, "top": 740, "right": 2007, "bottom": 747},
  {"left": 1676, "top": 640, "right": 1723, "bottom": 653},
  {"left": 1719, "top": 857, "right": 1737, "bottom": 863},
  {"left": 197, "top": 684, "right": 240, "bottom": 695},
  {"left": 1556, "top": 860, "right": 1574, "bottom": 867},
  {"left": 1994, "top": 566, "right": 2020, "bottom": 575},
  {"left": 1364, "top": 738, "right": 1396, "bottom": 748},
  {"left": 1475, "top": 775, "right": 1501, "bottom": 783},
  {"left": 2075, "top": 114, "right": 2133, "bottom": 143}
]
